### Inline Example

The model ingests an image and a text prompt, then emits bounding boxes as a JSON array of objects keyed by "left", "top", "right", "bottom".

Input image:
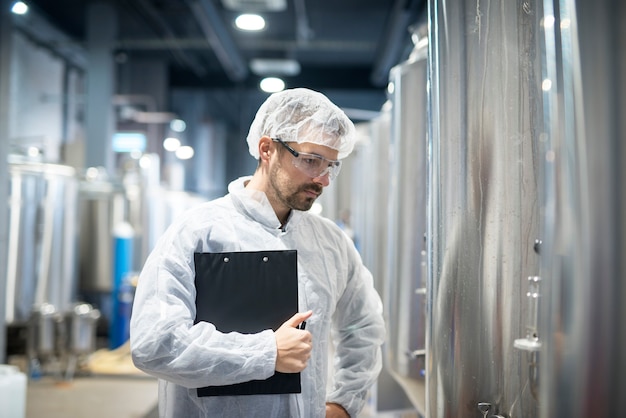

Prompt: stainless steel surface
[
  {"left": 426, "top": 0, "right": 543, "bottom": 416},
  {"left": 385, "top": 30, "right": 428, "bottom": 407},
  {"left": 0, "top": 0, "right": 13, "bottom": 363},
  {"left": 349, "top": 110, "right": 391, "bottom": 295},
  {"left": 346, "top": 97, "right": 423, "bottom": 418},
  {"left": 67, "top": 303, "right": 100, "bottom": 354},
  {"left": 77, "top": 162, "right": 207, "bottom": 295},
  {"left": 143, "top": 188, "right": 207, "bottom": 253},
  {"left": 538, "top": 0, "right": 626, "bottom": 416},
  {"left": 77, "top": 172, "right": 126, "bottom": 293},
  {"left": 28, "top": 303, "right": 59, "bottom": 356},
  {"left": 5, "top": 157, "right": 78, "bottom": 324},
  {"left": 346, "top": 32, "right": 429, "bottom": 415}
]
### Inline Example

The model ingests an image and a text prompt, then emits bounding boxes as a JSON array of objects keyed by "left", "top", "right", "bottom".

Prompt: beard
[{"left": 269, "top": 159, "right": 323, "bottom": 212}]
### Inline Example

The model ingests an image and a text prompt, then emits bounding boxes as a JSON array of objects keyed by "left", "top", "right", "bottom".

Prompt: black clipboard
[{"left": 193, "top": 250, "right": 300, "bottom": 397}]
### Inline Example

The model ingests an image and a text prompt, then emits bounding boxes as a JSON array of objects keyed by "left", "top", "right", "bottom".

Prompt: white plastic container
[{"left": 0, "top": 364, "right": 27, "bottom": 418}]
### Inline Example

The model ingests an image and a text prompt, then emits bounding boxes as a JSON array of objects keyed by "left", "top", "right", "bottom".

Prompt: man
[{"left": 130, "top": 88, "right": 385, "bottom": 417}]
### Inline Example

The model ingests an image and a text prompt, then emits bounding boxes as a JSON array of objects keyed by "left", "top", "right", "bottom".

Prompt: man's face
[{"left": 268, "top": 141, "right": 339, "bottom": 212}]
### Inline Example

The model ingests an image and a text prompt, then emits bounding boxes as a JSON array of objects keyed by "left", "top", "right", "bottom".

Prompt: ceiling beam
[
  {"left": 129, "top": 0, "right": 207, "bottom": 77},
  {"left": 185, "top": 0, "right": 248, "bottom": 82},
  {"left": 116, "top": 37, "right": 375, "bottom": 53}
]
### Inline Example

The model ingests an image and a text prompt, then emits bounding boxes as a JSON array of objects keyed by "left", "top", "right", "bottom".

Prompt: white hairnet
[{"left": 246, "top": 88, "right": 356, "bottom": 160}]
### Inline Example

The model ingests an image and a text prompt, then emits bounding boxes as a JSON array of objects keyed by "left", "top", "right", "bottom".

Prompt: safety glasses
[{"left": 272, "top": 138, "right": 342, "bottom": 180}]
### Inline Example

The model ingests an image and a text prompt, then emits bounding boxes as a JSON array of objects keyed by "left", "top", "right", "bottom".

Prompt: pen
[{"left": 299, "top": 321, "right": 306, "bottom": 330}]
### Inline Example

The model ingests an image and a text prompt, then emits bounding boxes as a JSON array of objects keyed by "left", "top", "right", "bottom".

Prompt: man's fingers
[{"left": 284, "top": 310, "right": 313, "bottom": 328}]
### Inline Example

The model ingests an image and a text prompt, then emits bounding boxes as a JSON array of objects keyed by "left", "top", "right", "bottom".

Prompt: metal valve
[
  {"left": 478, "top": 402, "right": 491, "bottom": 418},
  {"left": 406, "top": 349, "right": 426, "bottom": 359},
  {"left": 477, "top": 402, "right": 507, "bottom": 418},
  {"left": 514, "top": 275, "right": 542, "bottom": 351}
]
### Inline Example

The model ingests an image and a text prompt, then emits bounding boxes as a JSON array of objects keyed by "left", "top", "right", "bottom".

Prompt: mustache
[{"left": 299, "top": 184, "right": 323, "bottom": 195}]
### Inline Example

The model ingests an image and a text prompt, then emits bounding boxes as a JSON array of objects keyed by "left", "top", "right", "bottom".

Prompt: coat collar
[{"left": 228, "top": 176, "right": 304, "bottom": 232}]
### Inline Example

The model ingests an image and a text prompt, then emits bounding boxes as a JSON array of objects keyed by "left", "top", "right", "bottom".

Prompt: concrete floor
[
  {"left": 24, "top": 373, "right": 419, "bottom": 418},
  {"left": 20, "top": 345, "right": 419, "bottom": 418},
  {"left": 26, "top": 375, "right": 159, "bottom": 418}
]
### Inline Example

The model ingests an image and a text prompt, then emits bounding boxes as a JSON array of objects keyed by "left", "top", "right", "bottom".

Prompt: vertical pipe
[
  {"left": 85, "top": 1, "right": 117, "bottom": 173},
  {"left": 110, "top": 222, "right": 134, "bottom": 349},
  {"left": 0, "top": 0, "right": 14, "bottom": 363}
]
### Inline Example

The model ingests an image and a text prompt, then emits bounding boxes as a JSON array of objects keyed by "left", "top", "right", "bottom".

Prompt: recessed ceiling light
[
  {"left": 222, "top": 0, "right": 286, "bottom": 12},
  {"left": 235, "top": 14, "right": 265, "bottom": 31},
  {"left": 163, "top": 137, "right": 181, "bottom": 152},
  {"left": 11, "top": 1, "right": 29, "bottom": 14},
  {"left": 175, "top": 145, "right": 195, "bottom": 160},
  {"left": 169, "top": 119, "right": 187, "bottom": 132},
  {"left": 260, "top": 77, "right": 285, "bottom": 93},
  {"left": 250, "top": 59, "right": 300, "bottom": 76}
]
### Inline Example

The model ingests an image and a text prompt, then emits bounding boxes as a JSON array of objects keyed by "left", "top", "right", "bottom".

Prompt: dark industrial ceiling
[{"left": 22, "top": 0, "right": 425, "bottom": 92}]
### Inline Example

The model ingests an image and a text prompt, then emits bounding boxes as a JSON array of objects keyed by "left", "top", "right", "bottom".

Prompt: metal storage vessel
[
  {"left": 5, "top": 156, "right": 78, "bottom": 324},
  {"left": 77, "top": 168, "right": 127, "bottom": 294},
  {"left": 538, "top": 0, "right": 626, "bottom": 416},
  {"left": 426, "top": 0, "right": 543, "bottom": 416},
  {"left": 385, "top": 29, "right": 429, "bottom": 414}
]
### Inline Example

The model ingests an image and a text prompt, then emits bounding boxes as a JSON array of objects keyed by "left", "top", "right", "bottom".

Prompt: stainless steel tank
[
  {"left": 77, "top": 163, "right": 206, "bottom": 295},
  {"left": 27, "top": 303, "right": 60, "bottom": 357},
  {"left": 348, "top": 113, "right": 391, "bottom": 295},
  {"left": 385, "top": 31, "right": 429, "bottom": 413},
  {"left": 77, "top": 168, "right": 127, "bottom": 293},
  {"left": 538, "top": 0, "right": 626, "bottom": 416},
  {"left": 426, "top": 0, "right": 543, "bottom": 416},
  {"left": 5, "top": 156, "right": 79, "bottom": 324},
  {"left": 66, "top": 302, "right": 101, "bottom": 355}
]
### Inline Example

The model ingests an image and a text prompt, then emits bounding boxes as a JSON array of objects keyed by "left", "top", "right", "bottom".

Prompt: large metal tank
[
  {"left": 384, "top": 30, "right": 429, "bottom": 414},
  {"left": 77, "top": 161, "right": 206, "bottom": 296},
  {"left": 351, "top": 110, "right": 391, "bottom": 294},
  {"left": 426, "top": 0, "right": 543, "bottom": 416},
  {"left": 538, "top": 0, "right": 626, "bottom": 416},
  {"left": 77, "top": 167, "right": 127, "bottom": 294},
  {"left": 4, "top": 156, "right": 78, "bottom": 324}
]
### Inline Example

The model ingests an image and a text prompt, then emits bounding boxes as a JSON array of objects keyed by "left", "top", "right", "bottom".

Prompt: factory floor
[
  {"left": 19, "top": 340, "right": 420, "bottom": 418},
  {"left": 26, "top": 374, "right": 159, "bottom": 418},
  {"left": 24, "top": 368, "right": 419, "bottom": 418}
]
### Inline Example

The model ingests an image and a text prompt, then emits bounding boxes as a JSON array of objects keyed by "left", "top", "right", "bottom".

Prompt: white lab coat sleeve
[
  {"left": 326, "top": 241, "right": 386, "bottom": 417},
  {"left": 129, "top": 211, "right": 278, "bottom": 389}
]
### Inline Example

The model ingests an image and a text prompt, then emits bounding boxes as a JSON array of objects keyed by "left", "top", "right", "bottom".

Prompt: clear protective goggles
[{"left": 273, "top": 137, "right": 342, "bottom": 180}]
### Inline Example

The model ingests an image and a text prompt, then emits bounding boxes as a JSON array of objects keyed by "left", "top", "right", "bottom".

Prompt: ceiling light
[
  {"left": 139, "top": 155, "right": 153, "bottom": 169},
  {"left": 175, "top": 146, "right": 195, "bottom": 160},
  {"left": 163, "top": 137, "right": 181, "bottom": 152},
  {"left": 169, "top": 119, "right": 186, "bottom": 132},
  {"left": 260, "top": 77, "right": 285, "bottom": 93},
  {"left": 250, "top": 58, "right": 300, "bottom": 76},
  {"left": 222, "top": 0, "right": 286, "bottom": 12},
  {"left": 11, "top": 1, "right": 28, "bottom": 14},
  {"left": 235, "top": 14, "right": 265, "bottom": 31}
]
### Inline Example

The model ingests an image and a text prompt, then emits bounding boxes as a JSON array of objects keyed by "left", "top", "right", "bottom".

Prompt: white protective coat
[{"left": 130, "top": 177, "right": 385, "bottom": 418}]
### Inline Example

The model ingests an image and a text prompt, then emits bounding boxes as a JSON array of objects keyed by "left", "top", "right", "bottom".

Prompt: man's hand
[
  {"left": 326, "top": 402, "right": 350, "bottom": 417},
  {"left": 275, "top": 310, "right": 313, "bottom": 373}
]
